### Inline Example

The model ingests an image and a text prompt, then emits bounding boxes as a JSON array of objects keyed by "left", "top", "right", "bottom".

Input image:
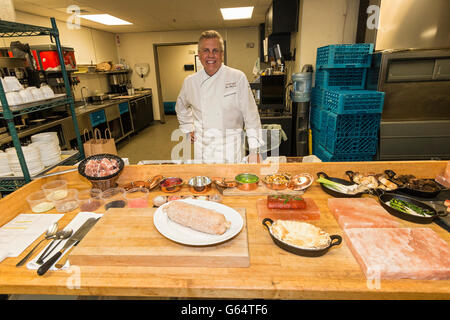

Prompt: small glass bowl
[
  {"left": 41, "top": 180, "right": 68, "bottom": 202},
  {"left": 101, "top": 187, "right": 127, "bottom": 210},
  {"left": 27, "top": 190, "right": 55, "bottom": 213},
  {"left": 53, "top": 189, "right": 79, "bottom": 213},
  {"left": 125, "top": 187, "right": 149, "bottom": 208},
  {"left": 77, "top": 188, "right": 103, "bottom": 212}
]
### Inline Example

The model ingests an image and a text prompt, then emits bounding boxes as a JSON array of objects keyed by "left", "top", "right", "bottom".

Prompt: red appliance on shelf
[{"left": 30, "top": 44, "right": 76, "bottom": 71}]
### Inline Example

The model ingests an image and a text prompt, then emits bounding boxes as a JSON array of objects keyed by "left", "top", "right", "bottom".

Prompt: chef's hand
[
  {"left": 189, "top": 132, "right": 196, "bottom": 143},
  {"left": 248, "top": 152, "right": 262, "bottom": 163}
]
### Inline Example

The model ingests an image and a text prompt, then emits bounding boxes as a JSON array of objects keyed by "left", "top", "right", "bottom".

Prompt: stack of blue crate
[{"left": 310, "top": 44, "right": 385, "bottom": 162}]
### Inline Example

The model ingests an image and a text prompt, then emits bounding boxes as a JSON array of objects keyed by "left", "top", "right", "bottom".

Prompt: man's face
[{"left": 199, "top": 38, "right": 223, "bottom": 76}]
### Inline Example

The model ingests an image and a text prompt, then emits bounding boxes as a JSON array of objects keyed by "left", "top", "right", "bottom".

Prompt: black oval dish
[
  {"left": 384, "top": 170, "right": 445, "bottom": 198},
  {"left": 317, "top": 172, "right": 366, "bottom": 198},
  {"left": 262, "top": 218, "right": 342, "bottom": 257},
  {"left": 378, "top": 192, "right": 448, "bottom": 224},
  {"left": 78, "top": 153, "right": 124, "bottom": 181}
]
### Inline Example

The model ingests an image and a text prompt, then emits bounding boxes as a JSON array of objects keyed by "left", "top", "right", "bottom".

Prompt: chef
[{"left": 175, "top": 30, "right": 264, "bottom": 163}]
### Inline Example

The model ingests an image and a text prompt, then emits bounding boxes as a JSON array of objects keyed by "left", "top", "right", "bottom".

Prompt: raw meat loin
[
  {"left": 328, "top": 198, "right": 400, "bottom": 229},
  {"left": 84, "top": 158, "right": 119, "bottom": 178},
  {"left": 344, "top": 228, "right": 450, "bottom": 280},
  {"left": 163, "top": 200, "right": 231, "bottom": 235},
  {"left": 256, "top": 198, "right": 320, "bottom": 221}
]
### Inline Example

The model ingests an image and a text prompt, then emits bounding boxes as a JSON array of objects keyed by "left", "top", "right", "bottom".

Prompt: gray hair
[{"left": 198, "top": 30, "right": 224, "bottom": 52}]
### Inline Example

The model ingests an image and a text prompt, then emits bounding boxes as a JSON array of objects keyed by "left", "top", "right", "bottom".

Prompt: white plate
[{"left": 153, "top": 199, "right": 244, "bottom": 246}]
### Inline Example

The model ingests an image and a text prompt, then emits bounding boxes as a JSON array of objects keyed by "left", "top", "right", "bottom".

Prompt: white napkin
[
  {"left": 0, "top": 213, "right": 63, "bottom": 263},
  {"left": 27, "top": 212, "right": 103, "bottom": 271}
]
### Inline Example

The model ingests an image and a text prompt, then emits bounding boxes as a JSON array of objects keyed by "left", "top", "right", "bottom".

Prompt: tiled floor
[{"left": 117, "top": 114, "right": 190, "bottom": 164}]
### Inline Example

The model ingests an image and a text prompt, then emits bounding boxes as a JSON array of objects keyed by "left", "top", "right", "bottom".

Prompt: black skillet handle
[
  {"left": 317, "top": 172, "right": 330, "bottom": 179},
  {"left": 329, "top": 235, "right": 342, "bottom": 247},
  {"left": 437, "top": 210, "right": 449, "bottom": 217},
  {"left": 345, "top": 171, "right": 357, "bottom": 182},
  {"left": 262, "top": 218, "right": 273, "bottom": 231},
  {"left": 384, "top": 170, "right": 397, "bottom": 179}
]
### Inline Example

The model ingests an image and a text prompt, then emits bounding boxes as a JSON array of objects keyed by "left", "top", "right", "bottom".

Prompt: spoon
[
  {"left": 16, "top": 222, "right": 58, "bottom": 267},
  {"left": 36, "top": 228, "right": 73, "bottom": 265}
]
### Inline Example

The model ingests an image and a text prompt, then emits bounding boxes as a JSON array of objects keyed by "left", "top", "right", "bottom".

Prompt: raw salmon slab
[
  {"left": 328, "top": 198, "right": 400, "bottom": 229},
  {"left": 344, "top": 228, "right": 450, "bottom": 280}
]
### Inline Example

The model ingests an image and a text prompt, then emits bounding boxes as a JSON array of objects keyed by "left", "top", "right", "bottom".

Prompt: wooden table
[{"left": 0, "top": 161, "right": 449, "bottom": 299}]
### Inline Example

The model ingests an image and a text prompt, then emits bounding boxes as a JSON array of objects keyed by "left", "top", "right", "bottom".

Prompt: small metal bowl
[
  {"left": 262, "top": 173, "right": 291, "bottom": 190},
  {"left": 289, "top": 173, "right": 314, "bottom": 191},
  {"left": 188, "top": 176, "right": 212, "bottom": 193},
  {"left": 212, "top": 177, "right": 238, "bottom": 188},
  {"left": 159, "top": 177, "right": 183, "bottom": 193},
  {"left": 235, "top": 173, "right": 259, "bottom": 191}
]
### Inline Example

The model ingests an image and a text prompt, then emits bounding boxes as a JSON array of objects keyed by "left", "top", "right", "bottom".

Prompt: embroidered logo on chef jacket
[{"left": 225, "top": 82, "right": 237, "bottom": 89}]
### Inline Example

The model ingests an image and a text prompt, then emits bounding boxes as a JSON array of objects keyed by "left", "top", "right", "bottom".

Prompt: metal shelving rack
[{"left": 0, "top": 18, "right": 84, "bottom": 192}]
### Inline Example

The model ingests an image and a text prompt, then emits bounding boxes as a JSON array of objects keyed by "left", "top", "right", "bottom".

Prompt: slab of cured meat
[
  {"left": 256, "top": 198, "right": 320, "bottom": 221},
  {"left": 328, "top": 198, "right": 400, "bottom": 229},
  {"left": 344, "top": 227, "right": 450, "bottom": 280}
]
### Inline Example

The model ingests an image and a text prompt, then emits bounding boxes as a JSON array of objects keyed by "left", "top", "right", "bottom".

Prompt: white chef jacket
[{"left": 176, "top": 64, "right": 264, "bottom": 163}]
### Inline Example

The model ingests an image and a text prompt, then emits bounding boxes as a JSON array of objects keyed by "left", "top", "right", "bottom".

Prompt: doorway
[{"left": 153, "top": 42, "right": 197, "bottom": 124}]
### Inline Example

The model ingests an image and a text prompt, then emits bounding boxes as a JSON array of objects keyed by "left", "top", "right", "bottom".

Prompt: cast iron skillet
[
  {"left": 262, "top": 218, "right": 342, "bottom": 257},
  {"left": 377, "top": 190, "right": 448, "bottom": 224},
  {"left": 316, "top": 172, "right": 368, "bottom": 198},
  {"left": 384, "top": 169, "right": 446, "bottom": 198}
]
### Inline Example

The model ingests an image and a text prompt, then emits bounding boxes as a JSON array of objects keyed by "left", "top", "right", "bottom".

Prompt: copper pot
[
  {"left": 159, "top": 177, "right": 183, "bottom": 193},
  {"left": 188, "top": 176, "right": 212, "bottom": 193},
  {"left": 262, "top": 173, "right": 290, "bottom": 190},
  {"left": 235, "top": 173, "right": 259, "bottom": 191}
]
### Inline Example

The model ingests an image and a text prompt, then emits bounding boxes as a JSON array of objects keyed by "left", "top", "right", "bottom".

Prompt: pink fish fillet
[
  {"left": 328, "top": 198, "right": 400, "bottom": 229},
  {"left": 344, "top": 228, "right": 450, "bottom": 280},
  {"left": 163, "top": 201, "right": 231, "bottom": 235}
]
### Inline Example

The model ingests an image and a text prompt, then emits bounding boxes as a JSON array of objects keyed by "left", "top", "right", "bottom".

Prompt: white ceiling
[{"left": 13, "top": 0, "right": 272, "bottom": 33}]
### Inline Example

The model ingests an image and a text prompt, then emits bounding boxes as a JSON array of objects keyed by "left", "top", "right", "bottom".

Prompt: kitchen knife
[
  {"left": 54, "top": 239, "right": 80, "bottom": 269},
  {"left": 37, "top": 217, "right": 99, "bottom": 276}
]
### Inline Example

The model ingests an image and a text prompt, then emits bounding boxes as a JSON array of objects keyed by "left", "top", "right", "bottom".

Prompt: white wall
[
  {"left": 293, "top": 0, "right": 360, "bottom": 73},
  {"left": 157, "top": 44, "right": 198, "bottom": 102},
  {"left": 116, "top": 27, "right": 259, "bottom": 121}
]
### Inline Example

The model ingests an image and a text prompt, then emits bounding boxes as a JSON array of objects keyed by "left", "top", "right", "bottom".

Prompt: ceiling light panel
[
  {"left": 79, "top": 14, "right": 132, "bottom": 25},
  {"left": 220, "top": 6, "right": 254, "bottom": 20}
]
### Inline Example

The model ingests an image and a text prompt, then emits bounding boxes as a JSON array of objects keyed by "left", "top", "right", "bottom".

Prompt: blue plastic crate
[
  {"left": 325, "top": 134, "right": 378, "bottom": 154},
  {"left": 316, "top": 44, "right": 374, "bottom": 69},
  {"left": 315, "top": 68, "right": 367, "bottom": 90},
  {"left": 310, "top": 87, "right": 325, "bottom": 107},
  {"left": 164, "top": 101, "right": 176, "bottom": 114},
  {"left": 323, "top": 90, "right": 384, "bottom": 114},
  {"left": 310, "top": 105, "right": 323, "bottom": 129},
  {"left": 315, "top": 144, "right": 374, "bottom": 162},
  {"left": 319, "top": 108, "right": 329, "bottom": 132},
  {"left": 326, "top": 111, "right": 381, "bottom": 138},
  {"left": 312, "top": 129, "right": 320, "bottom": 154}
]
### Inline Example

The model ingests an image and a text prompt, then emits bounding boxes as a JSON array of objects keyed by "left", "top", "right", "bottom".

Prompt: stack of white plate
[
  {"left": 6, "top": 145, "right": 45, "bottom": 176},
  {"left": 31, "top": 132, "right": 61, "bottom": 166},
  {"left": 0, "top": 151, "right": 12, "bottom": 176}
]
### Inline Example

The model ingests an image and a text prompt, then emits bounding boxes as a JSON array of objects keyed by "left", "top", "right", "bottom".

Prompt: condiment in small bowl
[
  {"left": 262, "top": 173, "right": 291, "bottom": 190},
  {"left": 212, "top": 177, "right": 237, "bottom": 188},
  {"left": 289, "top": 173, "right": 314, "bottom": 191},
  {"left": 188, "top": 176, "right": 212, "bottom": 193},
  {"left": 235, "top": 173, "right": 259, "bottom": 191},
  {"left": 159, "top": 177, "right": 183, "bottom": 193}
]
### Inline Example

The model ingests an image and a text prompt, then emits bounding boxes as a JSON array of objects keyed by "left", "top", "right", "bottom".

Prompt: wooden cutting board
[
  {"left": 223, "top": 184, "right": 304, "bottom": 196},
  {"left": 69, "top": 207, "right": 249, "bottom": 268},
  {"left": 256, "top": 198, "right": 321, "bottom": 221}
]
